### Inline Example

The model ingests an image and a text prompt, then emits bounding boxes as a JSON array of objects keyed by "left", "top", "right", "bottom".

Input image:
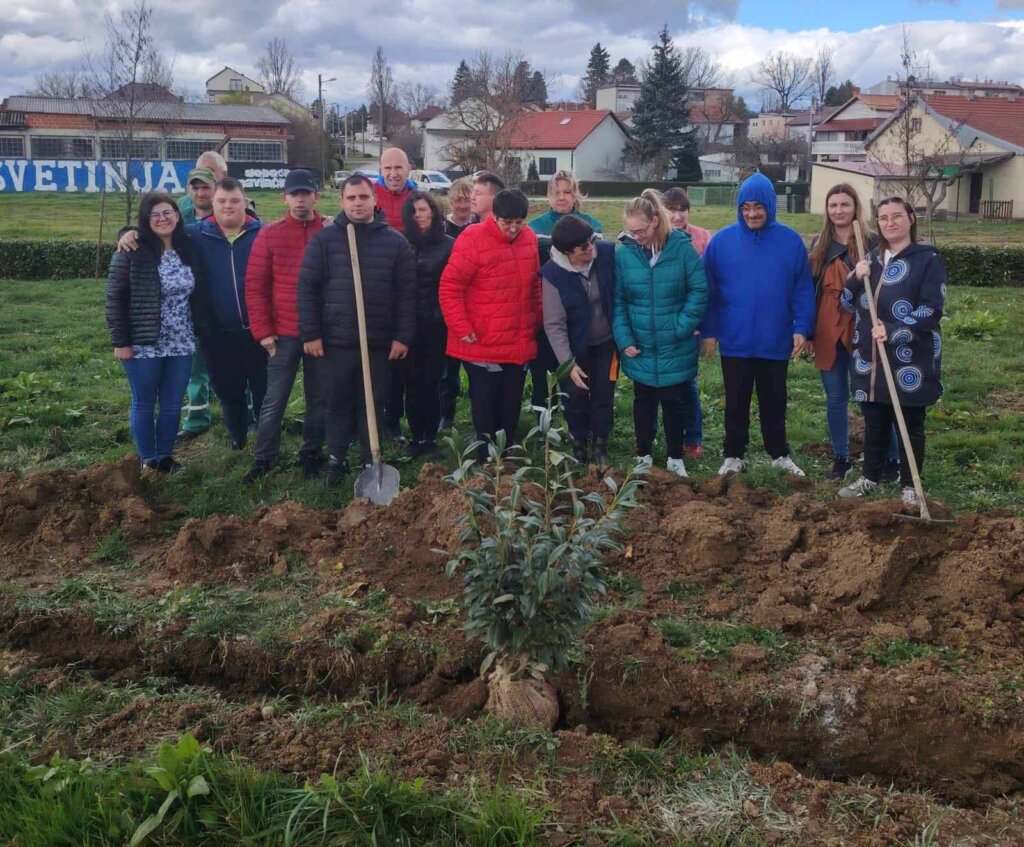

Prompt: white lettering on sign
[
  {"left": 35, "top": 161, "right": 58, "bottom": 191},
  {"left": 0, "top": 160, "right": 29, "bottom": 191}
]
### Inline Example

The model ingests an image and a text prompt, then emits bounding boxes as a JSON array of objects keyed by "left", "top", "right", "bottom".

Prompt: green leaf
[
  {"left": 144, "top": 766, "right": 176, "bottom": 793},
  {"left": 479, "top": 651, "right": 497, "bottom": 675},
  {"left": 186, "top": 774, "right": 210, "bottom": 797},
  {"left": 493, "top": 594, "right": 516, "bottom": 604},
  {"left": 176, "top": 731, "right": 203, "bottom": 761}
]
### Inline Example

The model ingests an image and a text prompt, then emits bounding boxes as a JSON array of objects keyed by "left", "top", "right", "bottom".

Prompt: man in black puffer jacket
[{"left": 299, "top": 174, "right": 416, "bottom": 485}]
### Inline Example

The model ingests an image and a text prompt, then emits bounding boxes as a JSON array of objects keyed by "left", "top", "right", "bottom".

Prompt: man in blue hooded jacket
[{"left": 701, "top": 172, "right": 815, "bottom": 477}]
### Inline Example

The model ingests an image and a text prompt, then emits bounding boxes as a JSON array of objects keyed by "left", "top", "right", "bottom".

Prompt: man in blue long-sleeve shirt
[{"left": 701, "top": 172, "right": 815, "bottom": 477}]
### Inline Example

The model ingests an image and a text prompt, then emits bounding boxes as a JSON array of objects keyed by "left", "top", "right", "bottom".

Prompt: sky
[{"left": 1, "top": 0, "right": 1023, "bottom": 110}]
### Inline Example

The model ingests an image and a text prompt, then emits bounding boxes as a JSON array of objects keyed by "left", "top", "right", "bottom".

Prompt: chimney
[{"left": 853, "top": 85, "right": 861, "bottom": 97}]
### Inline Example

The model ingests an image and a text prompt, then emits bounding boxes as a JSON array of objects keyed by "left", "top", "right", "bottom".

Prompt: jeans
[
  {"left": 203, "top": 331, "right": 268, "bottom": 447},
  {"left": 438, "top": 356, "right": 464, "bottom": 419},
  {"left": 122, "top": 355, "right": 192, "bottom": 462},
  {"left": 323, "top": 345, "right": 390, "bottom": 464},
  {"left": 563, "top": 340, "right": 617, "bottom": 442},
  {"left": 404, "top": 323, "right": 447, "bottom": 442},
  {"left": 633, "top": 379, "right": 693, "bottom": 460},
  {"left": 252, "top": 336, "right": 326, "bottom": 465},
  {"left": 721, "top": 356, "right": 790, "bottom": 460},
  {"left": 180, "top": 350, "right": 212, "bottom": 433},
  {"left": 466, "top": 363, "right": 527, "bottom": 454},
  {"left": 681, "top": 378, "right": 703, "bottom": 446},
  {"left": 820, "top": 343, "right": 900, "bottom": 461},
  {"left": 861, "top": 402, "right": 926, "bottom": 487}
]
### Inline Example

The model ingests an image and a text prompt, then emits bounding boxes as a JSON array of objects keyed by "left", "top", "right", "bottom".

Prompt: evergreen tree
[
  {"left": 513, "top": 60, "right": 531, "bottom": 102},
  {"left": 451, "top": 59, "right": 474, "bottom": 104},
  {"left": 611, "top": 58, "right": 638, "bottom": 86},
  {"left": 824, "top": 79, "right": 856, "bottom": 106},
  {"left": 582, "top": 42, "right": 611, "bottom": 107},
  {"left": 627, "top": 26, "right": 699, "bottom": 180},
  {"left": 524, "top": 71, "right": 548, "bottom": 108}
]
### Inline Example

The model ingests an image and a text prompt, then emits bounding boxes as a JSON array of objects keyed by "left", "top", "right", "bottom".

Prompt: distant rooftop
[{"left": 2, "top": 96, "right": 290, "bottom": 125}]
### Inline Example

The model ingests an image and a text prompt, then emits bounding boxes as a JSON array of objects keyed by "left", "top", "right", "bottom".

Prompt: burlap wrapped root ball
[{"left": 485, "top": 665, "right": 559, "bottom": 730}]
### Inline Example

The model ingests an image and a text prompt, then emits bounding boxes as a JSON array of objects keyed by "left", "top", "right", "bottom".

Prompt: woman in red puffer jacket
[{"left": 439, "top": 189, "right": 541, "bottom": 455}]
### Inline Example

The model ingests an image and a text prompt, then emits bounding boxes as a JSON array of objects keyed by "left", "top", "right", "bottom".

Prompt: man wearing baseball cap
[
  {"left": 242, "top": 169, "right": 332, "bottom": 483},
  {"left": 180, "top": 167, "right": 216, "bottom": 224}
]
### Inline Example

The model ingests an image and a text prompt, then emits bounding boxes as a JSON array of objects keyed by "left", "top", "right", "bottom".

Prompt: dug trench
[{"left": 1, "top": 459, "right": 1022, "bottom": 808}]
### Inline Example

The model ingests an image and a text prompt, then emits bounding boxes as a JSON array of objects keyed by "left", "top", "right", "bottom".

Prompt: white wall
[{"left": 572, "top": 116, "right": 628, "bottom": 179}]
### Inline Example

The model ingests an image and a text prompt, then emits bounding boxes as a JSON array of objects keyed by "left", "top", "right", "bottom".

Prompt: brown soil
[{"left": 2, "top": 460, "right": 1024, "bottom": 818}]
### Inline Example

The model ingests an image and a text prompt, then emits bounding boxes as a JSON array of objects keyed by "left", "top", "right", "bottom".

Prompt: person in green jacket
[
  {"left": 612, "top": 189, "right": 708, "bottom": 478},
  {"left": 527, "top": 169, "right": 603, "bottom": 414}
]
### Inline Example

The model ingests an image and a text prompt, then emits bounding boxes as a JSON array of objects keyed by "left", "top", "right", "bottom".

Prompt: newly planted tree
[{"left": 441, "top": 364, "right": 647, "bottom": 728}]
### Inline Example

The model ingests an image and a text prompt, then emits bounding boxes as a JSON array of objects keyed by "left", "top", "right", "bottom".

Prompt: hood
[
  {"left": 736, "top": 172, "right": 777, "bottom": 231},
  {"left": 376, "top": 175, "right": 417, "bottom": 193},
  {"left": 549, "top": 245, "right": 593, "bottom": 277}
]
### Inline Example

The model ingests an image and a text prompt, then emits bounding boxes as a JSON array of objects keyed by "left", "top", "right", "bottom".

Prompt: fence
[{"left": 980, "top": 200, "right": 1014, "bottom": 221}]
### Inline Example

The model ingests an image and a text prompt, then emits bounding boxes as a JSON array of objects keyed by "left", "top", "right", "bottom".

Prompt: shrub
[
  {"left": 938, "top": 245, "right": 1024, "bottom": 287},
  {"left": 945, "top": 308, "right": 1007, "bottom": 340},
  {"left": 0, "top": 239, "right": 115, "bottom": 280}
]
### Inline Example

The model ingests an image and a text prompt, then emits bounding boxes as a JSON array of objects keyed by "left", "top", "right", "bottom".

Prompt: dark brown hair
[
  {"left": 214, "top": 176, "right": 245, "bottom": 194},
  {"left": 809, "top": 183, "right": 872, "bottom": 278},
  {"left": 137, "top": 192, "right": 193, "bottom": 262},
  {"left": 875, "top": 196, "right": 918, "bottom": 252},
  {"left": 402, "top": 190, "right": 444, "bottom": 245},
  {"left": 661, "top": 187, "right": 690, "bottom": 211}
]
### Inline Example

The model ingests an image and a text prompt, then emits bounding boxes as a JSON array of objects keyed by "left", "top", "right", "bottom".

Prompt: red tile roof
[
  {"left": 414, "top": 105, "right": 443, "bottom": 122},
  {"left": 503, "top": 109, "right": 618, "bottom": 149},
  {"left": 925, "top": 95, "right": 1024, "bottom": 148}
]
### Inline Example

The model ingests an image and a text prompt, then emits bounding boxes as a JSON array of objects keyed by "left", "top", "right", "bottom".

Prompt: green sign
[{"left": 942, "top": 165, "right": 962, "bottom": 178}]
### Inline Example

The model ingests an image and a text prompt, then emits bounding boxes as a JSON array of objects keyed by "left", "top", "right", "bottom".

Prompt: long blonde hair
[{"left": 624, "top": 188, "right": 672, "bottom": 251}]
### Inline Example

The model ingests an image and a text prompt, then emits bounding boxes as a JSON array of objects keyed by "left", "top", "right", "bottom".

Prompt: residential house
[
  {"left": 699, "top": 152, "right": 742, "bottom": 182},
  {"left": 595, "top": 84, "right": 640, "bottom": 117},
  {"left": 810, "top": 94, "right": 1024, "bottom": 219},
  {"left": 748, "top": 112, "right": 796, "bottom": 141},
  {"left": 502, "top": 109, "right": 629, "bottom": 180},
  {"left": 410, "top": 106, "right": 443, "bottom": 131},
  {"left": 868, "top": 77, "right": 1023, "bottom": 101},
  {"left": 689, "top": 88, "right": 746, "bottom": 146},
  {"left": 810, "top": 94, "right": 902, "bottom": 164},
  {"left": 206, "top": 67, "right": 266, "bottom": 103}
]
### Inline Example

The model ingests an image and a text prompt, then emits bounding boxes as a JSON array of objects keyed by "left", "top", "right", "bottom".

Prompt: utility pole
[{"left": 317, "top": 73, "right": 336, "bottom": 186}]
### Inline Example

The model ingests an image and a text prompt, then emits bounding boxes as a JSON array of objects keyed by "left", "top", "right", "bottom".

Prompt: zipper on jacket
[{"left": 229, "top": 242, "right": 248, "bottom": 329}]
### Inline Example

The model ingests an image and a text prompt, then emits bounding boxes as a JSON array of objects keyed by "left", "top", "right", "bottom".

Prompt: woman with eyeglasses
[
  {"left": 838, "top": 197, "right": 946, "bottom": 508},
  {"left": 105, "top": 193, "right": 208, "bottom": 473},
  {"left": 541, "top": 215, "right": 617, "bottom": 468},
  {"left": 612, "top": 189, "right": 707, "bottom": 477}
]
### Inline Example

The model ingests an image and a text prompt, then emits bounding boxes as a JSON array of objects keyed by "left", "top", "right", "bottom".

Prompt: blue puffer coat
[{"left": 612, "top": 227, "right": 708, "bottom": 387}]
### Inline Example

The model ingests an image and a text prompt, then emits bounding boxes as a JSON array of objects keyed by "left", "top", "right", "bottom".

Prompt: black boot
[
  {"left": 571, "top": 438, "right": 589, "bottom": 464},
  {"left": 592, "top": 437, "right": 610, "bottom": 469},
  {"left": 325, "top": 457, "right": 350, "bottom": 487}
]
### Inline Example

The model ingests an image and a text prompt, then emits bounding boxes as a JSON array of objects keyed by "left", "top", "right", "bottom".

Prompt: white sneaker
[
  {"left": 901, "top": 486, "right": 919, "bottom": 508},
  {"left": 838, "top": 477, "right": 878, "bottom": 498},
  {"left": 666, "top": 457, "right": 688, "bottom": 478},
  {"left": 771, "top": 455, "right": 806, "bottom": 477},
  {"left": 717, "top": 457, "right": 746, "bottom": 476}
]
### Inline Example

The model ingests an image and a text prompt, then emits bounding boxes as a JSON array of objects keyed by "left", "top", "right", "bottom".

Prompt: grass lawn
[
  {"left": 2, "top": 190, "right": 1023, "bottom": 246},
  {"left": 1, "top": 278, "right": 1020, "bottom": 515}
]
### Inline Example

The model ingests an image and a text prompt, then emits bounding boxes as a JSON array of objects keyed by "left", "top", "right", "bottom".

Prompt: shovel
[
  {"left": 853, "top": 226, "right": 951, "bottom": 526},
  {"left": 347, "top": 223, "right": 400, "bottom": 506}
]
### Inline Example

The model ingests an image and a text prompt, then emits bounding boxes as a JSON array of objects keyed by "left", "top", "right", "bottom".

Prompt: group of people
[{"left": 105, "top": 148, "right": 946, "bottom": 506}]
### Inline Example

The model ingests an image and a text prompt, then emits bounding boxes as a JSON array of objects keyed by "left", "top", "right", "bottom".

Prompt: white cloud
[{"left": 0, "top": 0, "right": 1021, "bottom": 109}]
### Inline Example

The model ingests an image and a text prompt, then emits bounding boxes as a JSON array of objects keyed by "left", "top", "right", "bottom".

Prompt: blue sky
[{"left": 739, "top": 0, "right": 1010, "bottom": 29}]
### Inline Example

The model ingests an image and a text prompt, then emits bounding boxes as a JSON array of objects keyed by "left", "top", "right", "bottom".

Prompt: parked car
[
  {"left": 410, "top": 170, "right": 452, "bottom": 195},
  {"left": 329, "top": 170, "right": 352, "bottom": 189}
]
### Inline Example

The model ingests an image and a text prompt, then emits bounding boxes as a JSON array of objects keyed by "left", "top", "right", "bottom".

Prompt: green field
[
  {"left": 2, "top": 190, "right": 1023, "bottom": 246},
  {"left": 1, "top": 279, "right": 1020, "bottom": 515}
]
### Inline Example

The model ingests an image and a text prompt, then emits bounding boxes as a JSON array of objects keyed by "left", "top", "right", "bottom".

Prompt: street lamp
[{"left": 318, "top": 73, "right": 337, "bottom": 186}]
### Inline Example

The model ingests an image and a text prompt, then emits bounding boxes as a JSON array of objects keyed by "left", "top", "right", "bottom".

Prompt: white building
[
  {"left": 206, "top": 67, "right": 266, "bottom": 103},
  {"left": 503, "top": 109, "right": 629, "bottom": 180}
]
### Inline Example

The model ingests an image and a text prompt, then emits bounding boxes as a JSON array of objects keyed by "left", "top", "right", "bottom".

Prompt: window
[
  {"left": 0, "top": 136, "right": 24, "bottom": 157},
  {"left": 538, "top": 157, "right": 557, "bottom": 176},
  {"left": 30, "top": 136, "right": 94, "bottom": 158},
  {"left": 911, "top": 118, "right": 922, "bottom": 133},
  {"left": 166, "top": 139, "right": 219, "bottom": 161},
  {"left": 706, "top": 168, "right": 721, "bottom": 178},
  {"left": 230, "top": 79, "right": 243, "bottom": 91},
  {"left": 100, "top": 138, "right": 161, "bottom": 159},
  {"left": 227, "top": 140, "right": 283, "bottom": 161}
]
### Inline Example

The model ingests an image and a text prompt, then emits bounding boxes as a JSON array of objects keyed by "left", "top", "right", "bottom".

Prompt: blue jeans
[
  {"left": 122, "top": 355, "right": 192, "bottom": 462},
  {"left": 820, "top": 343, "right": 898, "bottom": 461},
  {"left": 681, "top": 377, "right": 703, "bottom": 446}
]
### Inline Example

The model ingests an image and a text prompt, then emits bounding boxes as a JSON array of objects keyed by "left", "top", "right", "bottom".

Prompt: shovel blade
[{"left": 354, "top": 461, "right": 401, "bottom": 506}]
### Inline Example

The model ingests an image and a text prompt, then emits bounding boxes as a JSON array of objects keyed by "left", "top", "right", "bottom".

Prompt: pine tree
[
  {"left": 524, "top": 71, "right": 548, "bottom": 108},
  {"left": 451, "top": 59, "right": 474, "bottom": 104},
  {"left": 627, "top": 26, "right": 700, "bottom": 180},
  {"left": 612, "top": 58, "right": 638, "bottom": 86},
  {"left": 582, "top": 43, "right": 611, "bottom": 107}
]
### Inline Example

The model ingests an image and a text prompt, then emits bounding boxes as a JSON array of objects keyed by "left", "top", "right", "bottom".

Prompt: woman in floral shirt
[{"left": 105, "top": 193, "right": 208, "bottom": 472}]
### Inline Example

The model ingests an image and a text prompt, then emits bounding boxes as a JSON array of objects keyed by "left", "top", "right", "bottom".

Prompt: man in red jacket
[
  {"left": 439, "top": 188, "right": 541, "bottom": 457},
  {"left": 374, "top": 147, "right": 415, "bottom": 233},
  {"left": 242, "top": 169, "right": 330, "bottom": 483}
]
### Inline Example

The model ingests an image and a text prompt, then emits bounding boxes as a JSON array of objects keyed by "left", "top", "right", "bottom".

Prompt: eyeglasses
[
  {"left": 877, "top": 213, "right": 908, "bottom": 224},
  {"left": 625, "top": 222, "right": 652, "bottom": 238},
  {"left": 149, "top": 210, "right": 177, "bottom": 221}
]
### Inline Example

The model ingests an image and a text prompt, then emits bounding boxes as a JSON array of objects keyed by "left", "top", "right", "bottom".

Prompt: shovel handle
[
  {"left": 347, "top": 224, "right": 381, "bottom": 465},
  {"left": 852, "top": 227, "right": 930, "bottom": 520}
]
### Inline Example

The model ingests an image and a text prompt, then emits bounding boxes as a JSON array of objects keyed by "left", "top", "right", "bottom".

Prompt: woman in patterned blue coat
[
  {"left": 838, "top": 197, "right": 945, "bottom": 507},
  {"left": 105, "top": 193, "right": 208, "bottom": 473}
]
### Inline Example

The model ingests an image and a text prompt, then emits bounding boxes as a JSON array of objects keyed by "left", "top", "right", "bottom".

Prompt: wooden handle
[
  {"left": 855, "top": 228, "right": 930, "bottom": 519},
  {"left": 347, "top": 223, "right": 381, "bottom": 465}
]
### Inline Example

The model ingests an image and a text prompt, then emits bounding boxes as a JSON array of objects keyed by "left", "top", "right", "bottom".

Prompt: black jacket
[
  {"left": 298, "top": 214, "right": 417, "bottom": 349},
  {"left": 408, "top": 232, "right": 454, "bottom": 337},
  {"left": 104, "top": 244, "right": 209, "bottom": 348}
]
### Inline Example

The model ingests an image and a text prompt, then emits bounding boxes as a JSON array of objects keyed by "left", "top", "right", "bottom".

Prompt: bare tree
[
  {"left": 437, "top": 50, "right": 533, "bottom": 184},
  {"left": 398, "top": 81, "right": 442, "bottom": 116},
  {"left": 753, "top": 51, "right": 814, "bottom": 112},
  {"left": 680, "top": 46, "right": 723, "bottom": 90},
  {"left": 257, "top": 37, "right": 303, "bottom": 99},
  {"left": 30, "top": 69, "right": 97, "bottom": 98},
  {"left": 83, "top": 0, "right": 175, "bottom": 225},
  {"left": 367, "top": 47, "right": 396, "bottom": 158},
  {"left": 812, "top": 44, "right": 836, "bottom": 106}
]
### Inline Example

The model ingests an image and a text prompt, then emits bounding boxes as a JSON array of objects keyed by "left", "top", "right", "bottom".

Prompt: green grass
[
  {"left": 1, "top": 191, "right": 1023, "bottom": 245},
  {"left": 1, "top": 280, "right": 1021, "bottom": 514},
  {"left": 655, "top": 617, "right": 796, "bottom": 665}
]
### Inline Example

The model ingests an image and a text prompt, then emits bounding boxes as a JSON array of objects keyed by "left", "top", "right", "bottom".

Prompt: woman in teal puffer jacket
[{"left": 612, "top": 189, "right": 708, "bottom": 477}]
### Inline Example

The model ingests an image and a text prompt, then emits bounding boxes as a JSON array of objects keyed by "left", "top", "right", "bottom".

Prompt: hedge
[
  {"left": 0, "top": 239, "right": 115, "bottom": 280},
  {"left": 1, "top": 238, "right": 1022, "bottom": 287}
]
